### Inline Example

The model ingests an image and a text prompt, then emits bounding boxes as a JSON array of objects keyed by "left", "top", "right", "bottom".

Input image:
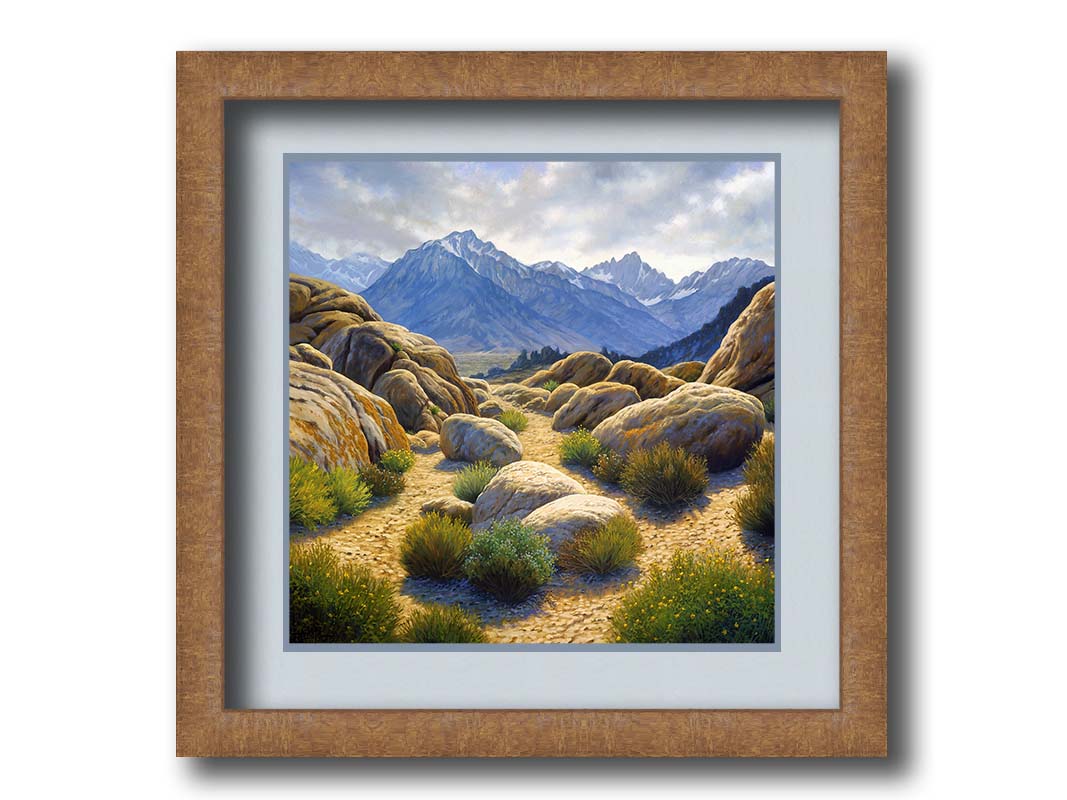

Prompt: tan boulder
[
  {"left": 604, "top": 360, "right": 685, "bottom": 399},
  {"left": 699, "top": 282, "right": 775, "bottom": 393},
  {"left": 544, "top": 382, "right": 580, "bottom": 413},
  {"left": 289, "top": 281, "right": 312, "bottom": 321},
  {"left": 407, "top": 430, "right": 440, "bottom": 451},
  {"left": 521, "top": 495, "right": 628, "bottom": 550},
  {"left": 662, "top": 361, "right": 705, "bottom": 382},
  {"left": 471, "top": 461, "right": 585, "bottom": 529},
  {"left": 520, "top": 351, "right": 612, "bottom": 388},
  {"left": 592, "top": 383, "right": 765, "bottom": 472},
  {"left": 492, "top": 383, "right": 549, "bottom": 411},
  {"left": 472, "top": 387, "right": 491, "bottom": 403},
  {"left": 289, "top": 361, "right": 408, "bottom": 471},
  {"left": 440, "top": 414, "right": 523, "bottom": 467},
  {"left": 289, "top": 323, "right": 315, "bottom": 346},
  {"left": 372, "top": 369, "right": 439, "bottom": 432},
  {"left": 290, "top": 274, "right": 381, "bottom": 322},
  {"left": 288, "top": 342, "right": 333, "bottom": 370},
  {"left": 551, "top": 381, "right": 641, "bottom": 431},
  {"left": 463, "top": 377, "right": 491, "bottom": 393},
  {"left": 421, "top": 497, "right": 474, "bottom": 525},
  {"left": 478, "top": 399, "right": 507, "bottom": 418}
]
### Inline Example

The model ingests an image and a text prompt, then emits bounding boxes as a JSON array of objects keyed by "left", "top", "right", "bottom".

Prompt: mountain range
[{"left": 290, "top": 230, "right": 775, "bottom": 354}]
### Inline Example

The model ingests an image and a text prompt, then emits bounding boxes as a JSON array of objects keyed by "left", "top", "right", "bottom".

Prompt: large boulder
[
  {"left": 662, "top": 361, "right": 705, "bottom": 382},
  {"left": 492, "top": 383, "right": 549, "bottom": 411},
  {"left": 288, "top": 343, "right": 333, "bottom": 370},
  {"left": 478, "top": 399, "right": 507, "bottom": 418},
  {"left": 521, "top": 495, "right": 628, "bottom": 550},
  {"left": 472, "top": 461, "right": 585, "bottom": 529},
  {"left": 699, "top": 282, "right": 775, "bottom": 394},
  {"left": 592, "top": 383, "right": 766, "bottom": 472},
  {"left": 604, "top": 360, "right": 685, "bottom": 399},
  {"left": 421, "top": 497, "right": 474, "bottom": 525},
  {"left": 440, "top": 414, "right": 523, "bottom": 467},
  {"left": 544, "top": 382, "right": 580, "bottom": 413},
  {"left": 520, "top": 351, "right": 612, "bottom": 388},
  {"left": 371, "top": 369, "right": 439, "bottom": 433},
  {"left": 551, "top": 381, "right": 641, "bottom": 431},
  {"left": 289, "top": 361, "right": 408, "bottom": 471}
]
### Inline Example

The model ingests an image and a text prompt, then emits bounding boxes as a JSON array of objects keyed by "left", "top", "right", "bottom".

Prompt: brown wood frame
[{"left": 177, "top": 51, "right": 886, "bottom": 757}]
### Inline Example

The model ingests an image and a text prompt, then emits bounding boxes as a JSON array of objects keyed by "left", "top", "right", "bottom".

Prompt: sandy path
[{"left": 294, "top": 397, "right": 774, "bottom": 644}]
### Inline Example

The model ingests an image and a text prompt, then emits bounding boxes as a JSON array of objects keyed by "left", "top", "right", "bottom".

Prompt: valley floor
[{"left": 293, "top": 395, "right": 774, "bottom": 644}]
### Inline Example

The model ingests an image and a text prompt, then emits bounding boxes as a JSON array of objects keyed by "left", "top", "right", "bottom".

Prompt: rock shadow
[{"left": 399, "top": 577, "right": 550, "bottom": 623}]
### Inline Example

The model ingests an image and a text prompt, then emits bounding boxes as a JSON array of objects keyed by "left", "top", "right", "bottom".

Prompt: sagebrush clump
[
  {"left": 326, "top": 466, "right": 373, "bottom": 517},
  {"left": 452, "top": 461, "right": 499, "bottom": 502},
  {"left": 289, "top": 541, "right": 403, "bottom": 643},
  {"left": 558, "top": 515, "right": 643, "bottom": 576},
  {"left": 464, "top": 519, "right": 556, "bottom": 603},
  {"left": 733, "top": 434, "right": 774, "bottom": 535},
  {"left": 620, "top": 442, "right": 707, "bottom": 507},
  {"left": 611, "top": 549, "right": 774, "bottom": 644},
  {"left": 400, "top": 604, "right": 488, "bottom": 643},
  {"left": 358, "top": 463, "right": 406, "bottom": 497},
  {"left": 498, "top": 409, "right": 529, "bottom": 433},
  {"left": 399, "top": 512, "right": 473, "bottom": 580},
  {"left": 591, "top": 449, "right": 626, "bottom": 484},
  {"left": 290, "top": 456, "right": 375, "bottom": 529},
  {"left": 379, "top": 448, "right": 416, "bottom": 474},
  {"left": 558, "top": 428, "right": 602, "bottom": 468}
]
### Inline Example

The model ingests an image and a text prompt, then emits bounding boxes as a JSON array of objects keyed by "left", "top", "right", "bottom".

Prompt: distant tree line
[{"left": 472, "top": 345, "right": 570, "bottom": 379}]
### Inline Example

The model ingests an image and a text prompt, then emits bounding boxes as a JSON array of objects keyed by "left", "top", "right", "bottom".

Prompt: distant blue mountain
[{"left": 288, "top": 241, "right": 390, "bottom": 293}]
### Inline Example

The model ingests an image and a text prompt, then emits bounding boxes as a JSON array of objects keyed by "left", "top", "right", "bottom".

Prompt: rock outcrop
[
  {"left": 289, "top": 361, "right": 408, "bottom": 471},
  {"left": 421, "top": 497, "right": 474, "bottom": 524},
  {"left": 463, "top": 377, "right": 490, "bottom": 393},
  {"left": 471, "top": 461, "right": 585, "bottom": 529},
  {"left": 604, "top": 359, "right": 685, "bottom": 399},
  {"left": 288, "top": 343, "right": 333, "bottom": 370},
  {"left": 551, "top": 381, "right": 641, "bottom": 431},
  {"left": 592, "top": 383, "right": 766, "bottom": 472},
  {"left": 699, "top": 282, "right": 775, "bottom": 397},
  {"left": 371, "top": 370, "right": 440, "bottom": 433},
  {"left": 440, "top": 414, "right": 523, "bottom": 467},
  {"left": 492, "top": 383, "right": 550, "bottom": 411},
  {"left": 662, "top": 361, "right": 705, "bottom": 382},
  {"left": 520, "top": 351, "right": 612, "bottom": 388},
  {"left": 521, "top": 495, "right": 628, "bottom": 550},
  {"left": 544, "top": 382, "right": 580, "bottom": 413}
]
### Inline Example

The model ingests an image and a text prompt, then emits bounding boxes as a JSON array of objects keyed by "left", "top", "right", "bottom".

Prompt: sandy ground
[{"left": 293, "top": 396, "right": 774, "bottom": 643}]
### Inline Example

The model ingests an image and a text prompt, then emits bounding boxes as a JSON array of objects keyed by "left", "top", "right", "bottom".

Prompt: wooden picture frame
[{"left": 177, "top": 51, "right": 887, "bottom": 757}]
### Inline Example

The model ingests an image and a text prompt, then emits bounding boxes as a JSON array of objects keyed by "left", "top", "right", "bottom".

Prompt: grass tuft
[
  {"left": 400, "top": 604, "right": 488, "bottom": 643},
  {"left": 591, "top": 450, "right": 626, "bottom": 484},
  {"left": 762, "top": 398, "right": 775, "bottom": 423},
  {"left": 498, "top": 409, "right": 528, "bottom": 432},
  {"left": 379, "top": 448, "right": 416, "bottom": 474},
  {"left": 464, "top": 519, "right": 556, "bottom": 603},
  {"left": 326, "top": 467, "right": 373, "bottom": 517},
  {"left": 452, "top": 461, "right": 499, "bottom": 502},
  {"left": 399, "top": 513, "right": 473, "bottom": 580},
  {"left": 611, "top": 549, "right": 774, "bottom": 643},
  {"left": 620, "top": 442, "right": 707, "bottom": 507},
  {"left": 558, "top": 515, "right": 643, "bottom": 576},
  {"left": 541, "top": 379, "right": 560, "bottom": 392},
  {"left": 732, "top": 434, "right": 774, "bottom": 535},
  {"left": 289, "top": 457, "right": 337, "bottom": 530},
  {"left": 558, "top": 428, "right": 602, "bottom": 468}
]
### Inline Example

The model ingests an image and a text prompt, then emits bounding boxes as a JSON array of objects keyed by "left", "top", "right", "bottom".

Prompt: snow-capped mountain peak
[{"left": 580, "top": 251, "right": 677, "bottom": 305}]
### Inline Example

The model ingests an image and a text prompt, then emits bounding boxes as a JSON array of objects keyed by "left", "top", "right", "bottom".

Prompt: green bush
[
  {"left": 400, "top": 604, "right": 488, "bottom": 643},
  {"left": 358, "top": 463, "right": 406, "bottom": 497},
  {"left": 558, "top": 428, "right": 602, "bottom": 468},
  {"left": 620, "top": 442, "right": 707, "bottom": 507},
  {"left": 733, "top": 435, "right": 775, "bottom": 535},
  {"left": 558, "top": 515, "right": 643, "bottom": 576},
  {"left": 289, "top": 541, "right": 403, "bottom": 643},
  {"left": 289, "top": 456, "right": 337, "bottom": 529},
  {"left": 498, "top": 409, "right": 528, "bottom": 433},
  {"left": 379, "top": 448, "right": 416, "bottom": 474},
  {"left": 388, "top": 340, "right": 404, "bottom": 353},
  {"left": 611, "top": 549, "right": 774, "bottom": 643},
  {"left": 452, "top": 461, "right": 499, "bottom": 502},
  {"left": 429, "top": 403, "right": 442, "bottom": 415},
  {"left": 326, "top": 467, "right": 373, "bottom": 517},
  {"left": 399, "top": 513, "right": 472, "bottom": 580},
  {"left": 591, "top": 449, "right": 626, "bottom": 484},
  {"left": 541, "top": 379, "right": 560, "bottom": 392},
  {"left": 464, "top": 519, "right": 556, "bottom": 603},
  {"left": 762, "top": 398, "right": 775, "bottom": 424}
]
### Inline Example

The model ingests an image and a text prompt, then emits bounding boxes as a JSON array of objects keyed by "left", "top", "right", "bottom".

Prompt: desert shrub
[
  {"left": 452, "top": 461, "right": 499, "bottom": 502},
  {"left": 558, "top": 428, "right": 602, "bottom": 468},
  {"left": 558, "top": 515, "right": 643, "bottom": 576},
  {"left": 379, "top": 448, "right": 416, "bottom": 474},
  {"left": 289, "top": 541, "right": 402, "bottom": 643},
  {"left": 762, "top": 398, "right": 775, "bottom": 423},
  {"left": 326, "top": 467, "right": 373, "bottom": 517},
  {"left": 399, "top": 513, "right": 472, "bottom": 580},
  {"left": 358, "top": 463, "right": 406, "bottom": 497},
  {"left": 541, "top": 379, "right": 560, "bottom": 392},
  {"left": 429, "top": 403, "right": 442, "bottom": 415},
  {"left": 388, "top": 340, "right": 403, "bottom": 353},
  {"left": 733, "top": 435, "right": 775, "bottom": 535},
  {"left": 498, "top": 409, "right": 528, "bottom": 433},
  {"left": 620, "top": 442, "right": 707, "bottom": 507},
  {"left": 400, "top": 604, "right": 488, "bottom": 643},
  {"left": 611, "top": 549, "right": 774, "bottom": 644},
  {"left": 591, "top": 449, "right": 626, "bottom": 484},
  {"left": 289, "top": 456, "right": 337, "bottom": 530},
  {"left": 464, "top": 519, "right": 556, "bottom": 603}
]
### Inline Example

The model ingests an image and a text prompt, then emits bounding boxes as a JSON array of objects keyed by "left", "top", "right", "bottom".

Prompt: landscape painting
[{"left": 287, "top": 158, "right": 777, "bottom": 645}]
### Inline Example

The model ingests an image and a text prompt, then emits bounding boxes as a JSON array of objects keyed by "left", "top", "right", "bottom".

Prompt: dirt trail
[{"left": 295, "top": 397, "right": 774, "bottom": 644}]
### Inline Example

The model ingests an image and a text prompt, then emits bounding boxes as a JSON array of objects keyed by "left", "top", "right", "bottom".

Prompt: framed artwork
[{"left": 177, "top": 51, "right": 887, "bottom": 756}]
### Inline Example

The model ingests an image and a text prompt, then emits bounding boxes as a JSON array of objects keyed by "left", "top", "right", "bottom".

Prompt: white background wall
[{"left": 3, "top": 0, "right": 1063, "bottom": 795}]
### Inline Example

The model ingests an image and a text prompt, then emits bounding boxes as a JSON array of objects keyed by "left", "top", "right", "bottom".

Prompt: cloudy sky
[{"left": 288, "top": 159, "right": 775, "bottom": 279}]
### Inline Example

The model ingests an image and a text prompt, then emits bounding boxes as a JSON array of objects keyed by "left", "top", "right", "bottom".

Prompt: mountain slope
[
  {"left": 288, "top": 242, "right": 390, "bottom": 293},
  {"left": 644, "top": 257, "right": 775, "bottom": 336},
  {"left": 362, "top": 242, "right": 592, "bottom": 353},
  {"left": 581, "top": 252, "right": 677, "bottom": 305}
]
